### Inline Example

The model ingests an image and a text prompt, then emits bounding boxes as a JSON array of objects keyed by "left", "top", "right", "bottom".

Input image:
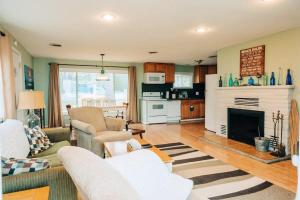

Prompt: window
[
  {"left": 59, "top": 67, "right": 128, "bottom": 112},
  {"left": 173, "top": 72, "right": 193, "bottom": 89}
]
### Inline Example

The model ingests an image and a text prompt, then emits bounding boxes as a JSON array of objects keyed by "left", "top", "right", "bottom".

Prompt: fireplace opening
[{"left": 227, "top": 108, "right": 265, "bottom": 146}]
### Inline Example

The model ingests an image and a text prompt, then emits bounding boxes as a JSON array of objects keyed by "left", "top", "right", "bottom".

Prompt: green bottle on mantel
[
  {"left": 219, "top": 76, "right": 223, "bottom": 87},
  {"left": 228, "top": 73, "right": 233, "bottom": 87}
]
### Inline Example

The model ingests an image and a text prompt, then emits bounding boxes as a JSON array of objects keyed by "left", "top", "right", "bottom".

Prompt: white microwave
[{"left": 144, "top": 73, "right": 165, "bottom": 84}]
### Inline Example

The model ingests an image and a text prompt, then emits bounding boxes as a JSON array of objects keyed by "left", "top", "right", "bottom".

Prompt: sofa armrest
[
  {"left": 72, "top": 120, "right": 96, "bottom": 136},
  {"left": 104, "top": 117, "right": 126, "bottom": 131},
  {"left": 2, "top": 166, "right": 77, "bottom": 200},
  {"left": 43, "top": 127, "right": 70, "bottom": 143}
]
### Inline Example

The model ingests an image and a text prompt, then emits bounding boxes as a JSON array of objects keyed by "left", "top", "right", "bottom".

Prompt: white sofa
[{"left": 58, "top": 146, "right": 193, "bottom": 200}]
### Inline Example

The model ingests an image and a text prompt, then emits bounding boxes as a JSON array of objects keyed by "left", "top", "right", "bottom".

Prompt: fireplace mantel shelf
[{"left": 217, "top": 85, "right": 295, "bottom": 90}]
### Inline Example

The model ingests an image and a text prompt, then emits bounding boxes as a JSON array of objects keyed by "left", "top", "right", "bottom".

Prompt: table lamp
[{"left": 18, "top": 91, "right": 45, "bottom": 128}]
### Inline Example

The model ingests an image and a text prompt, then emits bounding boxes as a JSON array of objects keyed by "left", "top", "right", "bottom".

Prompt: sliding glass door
[{"left": 59, "top": 67, "right": 128, "bottom": 113}]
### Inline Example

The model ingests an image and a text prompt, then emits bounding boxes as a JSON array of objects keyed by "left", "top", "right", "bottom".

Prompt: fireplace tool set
[{"left": 269, "top": 110, "right": 286, "bottom": 157}]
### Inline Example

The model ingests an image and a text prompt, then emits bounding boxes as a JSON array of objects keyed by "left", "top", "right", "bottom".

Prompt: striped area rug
[{"left": 154, "top": 142, "right": 295, "bottom": 200}]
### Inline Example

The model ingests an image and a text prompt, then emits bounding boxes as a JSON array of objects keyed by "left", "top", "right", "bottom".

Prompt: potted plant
[{"left": 254, "top": 127, "right": 270, "bottom": 152}]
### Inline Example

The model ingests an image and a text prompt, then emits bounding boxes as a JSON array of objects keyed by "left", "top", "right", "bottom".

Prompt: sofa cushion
[
  {"left": 58, "top": 146, "right": 140, "bottom": 200},
  {"left": 0, "top": 119, "right": 30, "bottom": 159},
  {"left": 24, "top": 126, "right": 54, "bottom": 156},
  {"left": 32, "top": 141, "right": 70, "bottom": 158},
  {"left": 1, "top": 157, "right": 49, "bottom": 176},
  {"left": 69, "top": 107, "right": 107, "bottom": 132},
  {"left": 37, "top": 154, "right": 62, "bottom": 167},
  {"left": 107, "top": 150, "right": 193, "bottom": 200}
]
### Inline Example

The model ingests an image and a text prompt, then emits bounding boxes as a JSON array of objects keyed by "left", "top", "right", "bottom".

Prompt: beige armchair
[{"left": 69, "top": 107, "right": 132, "bottom": 157}]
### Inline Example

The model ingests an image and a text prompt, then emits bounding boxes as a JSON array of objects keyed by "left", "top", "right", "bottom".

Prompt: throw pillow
[
  {"left": 1, "top": 157, "right": 49, "bottom": 176},
  {"left": 0, "top": 119, "right": 30, "bottom": 159},
  {"left": 24, "top": 126, "right": 53, "bottom": 156}
]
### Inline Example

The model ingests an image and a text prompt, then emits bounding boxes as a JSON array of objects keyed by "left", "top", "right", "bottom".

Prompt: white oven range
[{"left": 141, "top": 92, "right": 167, "bottom": 124}]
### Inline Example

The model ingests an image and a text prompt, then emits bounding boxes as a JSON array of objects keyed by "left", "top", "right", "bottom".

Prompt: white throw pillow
[
  {"left": 0, "top": 119, "right": 30, "bottom": 159},
  {"left": 57, "top": 146, "right": 141, "bottom": 200}
]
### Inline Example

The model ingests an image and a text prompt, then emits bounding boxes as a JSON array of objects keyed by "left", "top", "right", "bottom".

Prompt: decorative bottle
[
  {"left": 264, "top": 74, "right": 269, "bottom": 86},
  {"left": 270, "top": 72, "right": 275, "bottom": 86},
  {"left": 248, "top": 77, "right": 254, "bottom": 86},
  {"left": 278, "top": 67, "right": 283, "bottom": 85},
  {"left": 233, "top": 78, "right": 239, "bottom": 87},
  {"left": 286, "top": 69, "right": 292, "bottom": 85},
  {"left": 219, "top": 76, "right": 223, "bottom": 87},
  {"left": 228, "top": 73, "right": 233, "bottom": 87}
]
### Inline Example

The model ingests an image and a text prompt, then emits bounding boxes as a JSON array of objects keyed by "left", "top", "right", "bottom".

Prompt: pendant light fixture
[{"left": 96, "top": 53, "right": 110, "bottom": 81}]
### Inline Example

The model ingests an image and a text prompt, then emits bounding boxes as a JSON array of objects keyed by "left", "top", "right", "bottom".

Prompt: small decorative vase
[
  {"left": 286, "top": 69, "right": 292, "bottom": 85},
  {"left": 248, "top": 77, "right": 254, "bottom": 85},
  {"left": 233, "top": 78, "right": 239, "bottom": 87},
  {"left": 228, "top": 73, "right": 233, "bottom": 87},
  {"left": 219, "top": 76, "right": 223, "bottom": 87},
  {"left": 270, "top": 72, "right": 276, "bottom": 86}
]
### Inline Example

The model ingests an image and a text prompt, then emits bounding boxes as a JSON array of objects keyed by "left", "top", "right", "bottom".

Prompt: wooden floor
[{"left": 131, "top": 122, "right": 297, "bottom": 193}]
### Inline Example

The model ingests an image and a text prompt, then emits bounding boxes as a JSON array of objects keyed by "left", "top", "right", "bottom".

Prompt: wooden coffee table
[{"left": 104, "top": 138, "right": 174, "bottom": 171}]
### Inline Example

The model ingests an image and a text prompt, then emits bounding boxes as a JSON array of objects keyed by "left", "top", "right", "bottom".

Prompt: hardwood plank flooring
[{"left": 131, "top": 122, "right": 297, "bottom": 193}]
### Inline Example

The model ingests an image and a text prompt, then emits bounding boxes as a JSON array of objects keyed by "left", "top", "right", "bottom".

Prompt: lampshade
[{"left": 18, "top": 91, "right": 45, "bottom": 110}]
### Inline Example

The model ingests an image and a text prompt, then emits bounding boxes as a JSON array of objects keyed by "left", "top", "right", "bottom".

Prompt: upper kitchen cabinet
[
  {"left": 194, "top": 65, "right": 207, "bottom": 83},
  {"left": 164, "top": 64, "right": 175, "bottom": 83},
  {"left": 155, "top": 63, "right": 165, "bottom": 73},
  {"left": 194, "top": 65, "right": 217, "bottom": 83},
  {"left": 144, "top": 62, "right": 156, "bottom": 72},
  {"left": 144, "top": 62, "right": 175, "bottom": 83},
  {"left": 207, "top": 65, "right": 217, "bottom": 74}
]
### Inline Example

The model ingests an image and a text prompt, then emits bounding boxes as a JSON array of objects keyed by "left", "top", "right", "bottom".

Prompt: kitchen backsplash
[{"left": 142, "top": 83, "right": 205, "bottom": 99}]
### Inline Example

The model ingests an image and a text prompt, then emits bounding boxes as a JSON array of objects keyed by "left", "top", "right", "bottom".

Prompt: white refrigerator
[{"left": 205, "top": 74, "right": 218, "bottom": 132}]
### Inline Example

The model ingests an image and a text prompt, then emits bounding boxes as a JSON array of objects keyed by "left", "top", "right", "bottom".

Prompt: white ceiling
[{"left": 0, "top": 0, "right": 300, "bottom": 65}]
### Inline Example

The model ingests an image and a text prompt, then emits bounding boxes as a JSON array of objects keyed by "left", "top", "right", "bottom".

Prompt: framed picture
[
  {"left": 240, "top": 45, "right": 265, "bottom": 77},
  {"left": 24, "top": 65, "right": 34, "bottom": 90}
]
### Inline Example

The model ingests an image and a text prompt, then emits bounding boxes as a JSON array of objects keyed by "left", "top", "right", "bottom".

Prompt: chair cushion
[
  {"left": 24, "top": 126, "right": 53, "bottom": 156},
  {"left": 1, "top": 157, "right": 49, "bottom": 176},
  {"left": 94, "top": 131, "right": 132, "bottom": 143},
  {"left": 69, "top": 107, "right": 107, "bottom": 132},
  {"left": 32, "top": 141, "right": 70, "bottom": 158},
  {"left": 0, "top": 119, "right": 30, "bottom": 159},
  {"left": 58, "top": 146, "right": 140, "bottom": 200}
]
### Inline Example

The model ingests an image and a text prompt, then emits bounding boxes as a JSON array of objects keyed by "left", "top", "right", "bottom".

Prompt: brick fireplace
[{"left": 216, "top": 85, "right": 294, "bottom": 153}]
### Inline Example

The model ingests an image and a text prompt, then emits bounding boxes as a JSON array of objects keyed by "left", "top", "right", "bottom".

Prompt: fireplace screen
[{"left": 227, "top": 108, "right": 265, "bottom": 146}]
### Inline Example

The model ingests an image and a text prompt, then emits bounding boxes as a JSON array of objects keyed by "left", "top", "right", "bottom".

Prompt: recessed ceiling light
[
  {"left": 49, "top": 43, "right": 62, "bottom": 47},
  {"left": 196, "top": 27, "right": 206, "bottom": 33},
  {"left": 101, "top": 14, "right": 115, "bottom": 21}
]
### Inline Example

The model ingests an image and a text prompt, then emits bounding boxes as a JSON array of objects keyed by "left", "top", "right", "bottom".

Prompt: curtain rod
[{"left": 48, "top": 63, "right": 129, "bottom": 69}]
